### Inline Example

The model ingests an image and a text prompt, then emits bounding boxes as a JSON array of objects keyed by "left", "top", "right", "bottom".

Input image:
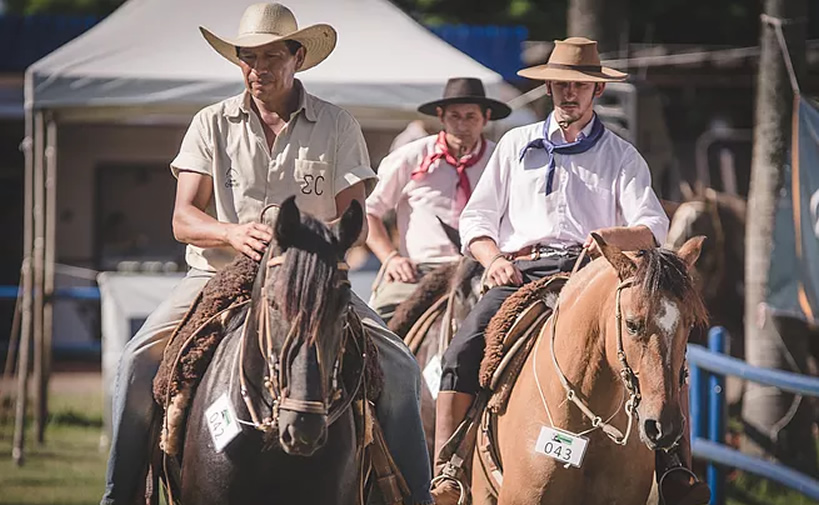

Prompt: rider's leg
[
  {"left": 431, "top": 285, "right": 518, "bottom": 504},
  {"left": 349, "top": 294, "right": 434, "bottom": 505},
  {"left": 368, "top": 277, "right": 421, "bottom": 324},
  {"left": 100, "top": 269, "right": 213, "bottom": 505},
  {"left": 656, "top": 369, "right": 711, "bottom": 505}
]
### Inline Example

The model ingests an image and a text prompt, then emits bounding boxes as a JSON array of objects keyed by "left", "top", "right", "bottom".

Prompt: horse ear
[
  {"left": 679, "top": 180, "right": 695, "bottom": 201},
  {"left": 336, "top": 200, "right": 363, "bottom": 252},
  {"left": 592, "top": 232, "right": 637, "bottom": 280},
  {"left": 676, "top": 235, "right": 706, "bottom": 270},
  {"left": 275, "top": 196, "right": 301, "bottom": 250},
  {"left": 436, "top": 216, "right": 462, "bottom": 252}
]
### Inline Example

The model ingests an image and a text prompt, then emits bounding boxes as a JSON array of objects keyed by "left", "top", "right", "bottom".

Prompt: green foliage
[{"left": 4, "top": 0, "right": 124, "bottom": 16}]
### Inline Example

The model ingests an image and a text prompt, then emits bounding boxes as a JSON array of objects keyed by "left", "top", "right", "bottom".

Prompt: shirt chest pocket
[{"left": 294, "top": 159, "right": 335, "bottom": 218}]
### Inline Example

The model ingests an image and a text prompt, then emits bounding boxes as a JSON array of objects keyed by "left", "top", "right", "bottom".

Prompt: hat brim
[
  {"left": 200, "top": 23, "right": 337, "bottom": 72},
  {"left": 417, "top": 96, "right": 512, "bottom": 120},
  {"left": 517, "top": 64, "right": 627, "bottom": 83}
]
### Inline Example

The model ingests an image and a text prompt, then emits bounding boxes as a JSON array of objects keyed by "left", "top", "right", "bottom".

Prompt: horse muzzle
[{"left": 278, "top": 411, "right": 328, "bottom": 456}]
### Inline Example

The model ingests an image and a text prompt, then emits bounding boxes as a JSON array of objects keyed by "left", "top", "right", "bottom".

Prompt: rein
[
  {"left": 236, "top": 251, "right": 366, "bottom": 434},
  {"left": 533, "top": 256, "right": 642, "bottom": 446}
]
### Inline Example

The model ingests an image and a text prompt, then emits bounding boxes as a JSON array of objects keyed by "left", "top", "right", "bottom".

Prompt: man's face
[
  {"left": 547, "top": 80, "right": 605, "bottom": 127},
  {"left": 238, "top": 41, "right": 305, "bottom": 101},
  {"left": 437, "top": 103, "right": 490, "bottom": 147}
]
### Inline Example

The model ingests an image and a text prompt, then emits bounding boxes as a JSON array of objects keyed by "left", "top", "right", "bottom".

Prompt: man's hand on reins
[
  {"left": 470, "top": 236, "right": 523, "bottom": 289},
  {"left": 226, "top": 222, "right": 273, "bottom": 261},
  {"left": 384, "top": 255, "right": 418, "bottom": 283}
]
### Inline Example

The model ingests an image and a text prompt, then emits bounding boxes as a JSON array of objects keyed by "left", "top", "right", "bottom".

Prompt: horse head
[
  {"left": 266, "top": 196, "right": 362, "bottom": 456},
  {"left": 593, "top": 234, "right": 708, "bottom": 451}
]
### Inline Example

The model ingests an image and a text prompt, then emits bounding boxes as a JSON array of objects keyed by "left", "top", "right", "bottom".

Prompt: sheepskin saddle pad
[{"left": 479, "top": 275, "right": 568, "bottom": 413}]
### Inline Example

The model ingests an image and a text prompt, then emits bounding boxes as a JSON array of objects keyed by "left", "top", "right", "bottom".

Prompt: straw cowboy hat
[
  {"left": 418, "top": 77, "right": 512, "bottom": 120},
  {"left": 200, "top": 3, "right": 337, "bottom": 71},
  {"left": 518, "top": 37, "right": 627, "bottom": 82}
]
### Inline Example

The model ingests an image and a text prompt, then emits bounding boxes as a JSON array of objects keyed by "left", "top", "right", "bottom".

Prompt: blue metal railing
[
  {"left": 0, "top": 285, "right": 100, "bottom": 300},
  {"left": 688, "top": 327, "right": 819, "bottom": 504}
]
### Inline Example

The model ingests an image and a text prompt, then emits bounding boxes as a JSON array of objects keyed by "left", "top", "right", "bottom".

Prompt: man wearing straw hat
[
  {"left": 431, "top": 37, "right": 710, "bottom": 505},
  {"left": 101, "top": 4, "right": 434, "bottom": 505},
  {"left": 366, "top": 77, "right": 510, "bottom": 323}
]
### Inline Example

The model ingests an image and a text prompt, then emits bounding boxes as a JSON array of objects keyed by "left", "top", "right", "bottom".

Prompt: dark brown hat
[{"left": 417, "top": 77, "right": 511, "bottom": 120}]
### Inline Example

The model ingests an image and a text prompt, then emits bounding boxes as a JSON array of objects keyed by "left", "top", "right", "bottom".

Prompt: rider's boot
[
  {"left": 656, "top": 434, "right": 710, "bottom": 505},
  {"left": 430, "top": 391, "right": 474, "bottom": 505}
]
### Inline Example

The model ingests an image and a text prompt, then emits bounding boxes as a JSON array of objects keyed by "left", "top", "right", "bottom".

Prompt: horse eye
[{"left": 625, "top": 319, "right": 643, "bottom": 336}]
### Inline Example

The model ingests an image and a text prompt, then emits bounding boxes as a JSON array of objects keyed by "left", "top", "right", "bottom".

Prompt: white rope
[
  {"left": 760, "top": 13, "right": 802, "bottom": 96},
  {"left": 532, "top": 321, "right": 556, "bottom": 427}
]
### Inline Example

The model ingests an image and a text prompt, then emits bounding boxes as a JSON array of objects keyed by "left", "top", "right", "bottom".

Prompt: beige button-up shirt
[
  {"left": 171, "top": 81, "right": 377, "bottom": 272},
  {"left": 366, "top": 134, "right": 494, "bottom": 263}
]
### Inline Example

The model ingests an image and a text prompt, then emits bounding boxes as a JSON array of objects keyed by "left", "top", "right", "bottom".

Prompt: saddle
[
  {"left": 434, "top": 275, "right": 568, "bottom": 501},
  {"left": 151, "top": 253, "right": 407, "bottom": 504}
]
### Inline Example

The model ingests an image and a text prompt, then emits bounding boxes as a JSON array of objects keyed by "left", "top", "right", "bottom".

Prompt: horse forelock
[
  {"left": 271, "top": 215, "right": 347, "bottom": 345},
  {"left": 633, "top": 248, "right": 708, "bottom": 328}
]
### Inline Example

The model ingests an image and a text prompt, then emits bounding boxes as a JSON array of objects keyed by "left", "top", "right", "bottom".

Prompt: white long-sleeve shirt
[{"left": 459, "top": 114, "right": 669, "bottom": 256}]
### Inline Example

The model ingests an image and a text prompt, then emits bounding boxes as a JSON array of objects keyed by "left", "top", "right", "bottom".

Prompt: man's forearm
[
  {"left": 468, "top": 236, "right": 503, "bottom": 268},
  {"left": 173, "top": 205, "right": 232, "bottom": 249},
  {"left": 365, "top": 214, "right": 398, "bottom": 263}
]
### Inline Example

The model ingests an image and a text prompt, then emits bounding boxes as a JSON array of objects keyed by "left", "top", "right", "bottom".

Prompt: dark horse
[{"left": 181, "top": 197, "right": 367, "bottom": 504}]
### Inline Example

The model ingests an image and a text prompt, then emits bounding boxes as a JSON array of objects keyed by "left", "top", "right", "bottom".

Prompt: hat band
[{"left": 545, "top": 62, "right": 603, "bottom": 72}]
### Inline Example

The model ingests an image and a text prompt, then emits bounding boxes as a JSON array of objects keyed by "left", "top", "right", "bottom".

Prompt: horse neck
[{"left": 546, "top": 267, "right": 623, "bottom": 417}]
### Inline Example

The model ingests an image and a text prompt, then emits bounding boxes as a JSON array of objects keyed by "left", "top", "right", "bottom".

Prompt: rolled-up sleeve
[
  {"left": 365, "top": 145, "right": 413, "bottom": 219},
  {"left": 334, "top": 110, "right": 377, "bottom": 197},
  {"left": 618, "top": 150, "right": 669, "bottom": 245},
  {"left": 459, "top": 136, "right": 510, "bottom": 257},
  {"left": 170, "top": 110, "right": 213, "bottom": 178}
]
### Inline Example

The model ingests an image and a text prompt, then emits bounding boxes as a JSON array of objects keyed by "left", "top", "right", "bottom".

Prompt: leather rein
[{"left": 236, "top": 251, "right": 367, "bottom": 435}]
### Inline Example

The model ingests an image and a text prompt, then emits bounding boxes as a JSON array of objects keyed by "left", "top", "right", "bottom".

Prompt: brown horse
[
  {"left": 388, "top": 257, "right": 483, "bottom": 461},
  {"left": 665, "top": 189, "right": 746, "bottom": 352},
  {"left": 471, "top": 236, "right": 707, "bottom": 505}
]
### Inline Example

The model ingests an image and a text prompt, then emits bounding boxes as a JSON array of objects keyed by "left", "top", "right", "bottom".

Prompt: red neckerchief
[{"left": 411, "top": 131, "right": 487, "bottom": 212}]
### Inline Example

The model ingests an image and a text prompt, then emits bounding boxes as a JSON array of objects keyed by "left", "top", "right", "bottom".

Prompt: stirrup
[{"left": 430, "top": 458, "right": 469, "bottom": 505}]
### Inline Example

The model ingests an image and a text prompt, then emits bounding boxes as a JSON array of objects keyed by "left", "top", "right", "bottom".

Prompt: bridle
[{"left": 237, "top": 248, "right": 366, "bottom": 435}]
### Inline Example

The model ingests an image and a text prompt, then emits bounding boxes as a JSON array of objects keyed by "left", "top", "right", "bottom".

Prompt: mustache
[{"left": 560, "top": 101, "right": 579, "bottom": 107}]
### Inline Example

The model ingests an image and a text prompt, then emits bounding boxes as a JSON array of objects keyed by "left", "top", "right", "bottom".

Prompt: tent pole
[
  {"left": 13, "top": 105, "right": 35, "bottom": 466},
  {"left": 32, "top": 110, "right": 46, "bottom": 445},
  {"left": 42, "top": 114, "right": 57, "bottom": 441}
]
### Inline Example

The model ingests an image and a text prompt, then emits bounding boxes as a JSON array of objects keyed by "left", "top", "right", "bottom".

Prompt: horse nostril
[
  {"left": 644, "top": 419, "right": 662, "bottom": 442},
  {"left": 281, "top": 425, "right": 294, "bottom": 446}
]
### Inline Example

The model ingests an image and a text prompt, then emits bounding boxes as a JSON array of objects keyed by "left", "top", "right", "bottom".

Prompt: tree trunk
[
  {"left": 566, "top": 0, "right": 629, "bottom": 55},
  {"left": 742, "top": 0, "right": 814, "bottom": 475}
]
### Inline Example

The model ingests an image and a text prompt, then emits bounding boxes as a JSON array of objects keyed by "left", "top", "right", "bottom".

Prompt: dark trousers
[{"left": 440, "top": 254, "right": 583, "bottom": 394}]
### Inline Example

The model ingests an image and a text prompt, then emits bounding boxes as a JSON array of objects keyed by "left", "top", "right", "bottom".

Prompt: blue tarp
[{"left": 767, "top": 97, "right": 819, "bottom": 323}]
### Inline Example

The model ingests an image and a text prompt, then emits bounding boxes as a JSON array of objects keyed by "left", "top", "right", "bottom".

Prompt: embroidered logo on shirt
[
  {"left": 224, "top": 168, "right": 239, "bottom": 188},
  {"left": 300, "top": 174, "right": 325, "bottom": 196}
]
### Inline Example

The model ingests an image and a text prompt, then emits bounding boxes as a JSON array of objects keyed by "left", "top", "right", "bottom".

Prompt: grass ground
[{"left": 0, "top": 371, "right": 817, "bottom": 504}]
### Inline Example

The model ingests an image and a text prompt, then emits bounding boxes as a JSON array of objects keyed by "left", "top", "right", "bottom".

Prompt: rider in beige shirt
[{"left": 101, "top": 5, "right": 433, "bottom": 505}]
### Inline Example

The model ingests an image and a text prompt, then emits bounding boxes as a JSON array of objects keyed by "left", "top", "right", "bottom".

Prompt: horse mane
[
  {"left": 271, "top": 214, "right": 345, "bottom": 345},
  {"left": 388, "top": 262, "right": 457, "bottom": 337},
  {"left": 633, "top": 247, "right": 709, "bottom": 327}
]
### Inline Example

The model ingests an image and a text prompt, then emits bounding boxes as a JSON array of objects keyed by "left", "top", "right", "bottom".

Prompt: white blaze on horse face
[{"left": 655, "top": 297, "right": 680, "bottom": 341}]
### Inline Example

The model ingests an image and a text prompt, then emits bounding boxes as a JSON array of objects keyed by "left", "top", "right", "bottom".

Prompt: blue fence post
[
  {"left": 707, "top": 327, "right": 727, "bottom": 505},
  {"left": 690, "top": 356, "right": 706, "bottom": 445}
]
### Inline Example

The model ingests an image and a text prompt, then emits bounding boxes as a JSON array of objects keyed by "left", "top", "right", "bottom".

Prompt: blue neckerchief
[{"left": 518, "top": 113, "right": 606, "bottom": 195}]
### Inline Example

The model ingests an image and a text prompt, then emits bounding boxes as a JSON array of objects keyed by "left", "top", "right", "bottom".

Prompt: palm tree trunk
[{"left": 742, "top": 0, "right": 814, "bottom": 475}]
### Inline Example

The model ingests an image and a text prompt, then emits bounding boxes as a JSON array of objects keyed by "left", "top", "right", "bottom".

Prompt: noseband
[{"left": 237, "top": 251, "right": 366, "bottom": 434}]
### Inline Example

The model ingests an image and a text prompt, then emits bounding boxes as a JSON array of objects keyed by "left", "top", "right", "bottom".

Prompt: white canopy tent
[
  {"left": 25, "top": 0, "right": 525, "bottom": 124},
  {"left": 13, "top": 0, "right": 535, "bottom": 456}
]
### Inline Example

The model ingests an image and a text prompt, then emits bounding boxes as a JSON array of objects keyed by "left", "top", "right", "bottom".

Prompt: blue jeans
[{"left": 102, "top": 271, "right": 433, "bottom": 505}]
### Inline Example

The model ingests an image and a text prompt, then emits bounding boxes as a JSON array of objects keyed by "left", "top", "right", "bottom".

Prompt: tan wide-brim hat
[
  {"left": 200, "top": 3, "right": 337, "bottom": 72},
  {"left": 518, "top": 37, "right": 627, "bottom": 83}
]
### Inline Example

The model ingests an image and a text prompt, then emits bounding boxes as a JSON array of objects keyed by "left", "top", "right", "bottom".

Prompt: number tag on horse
[
  {"left": 423, "top": 354, "right": 443, "bottom": 400},
  {"left": 205, "top": 393, "right": 242, "bottom": 453},
  {"left": 534, "top": 426, "right": 589, "bottom": 468}
]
